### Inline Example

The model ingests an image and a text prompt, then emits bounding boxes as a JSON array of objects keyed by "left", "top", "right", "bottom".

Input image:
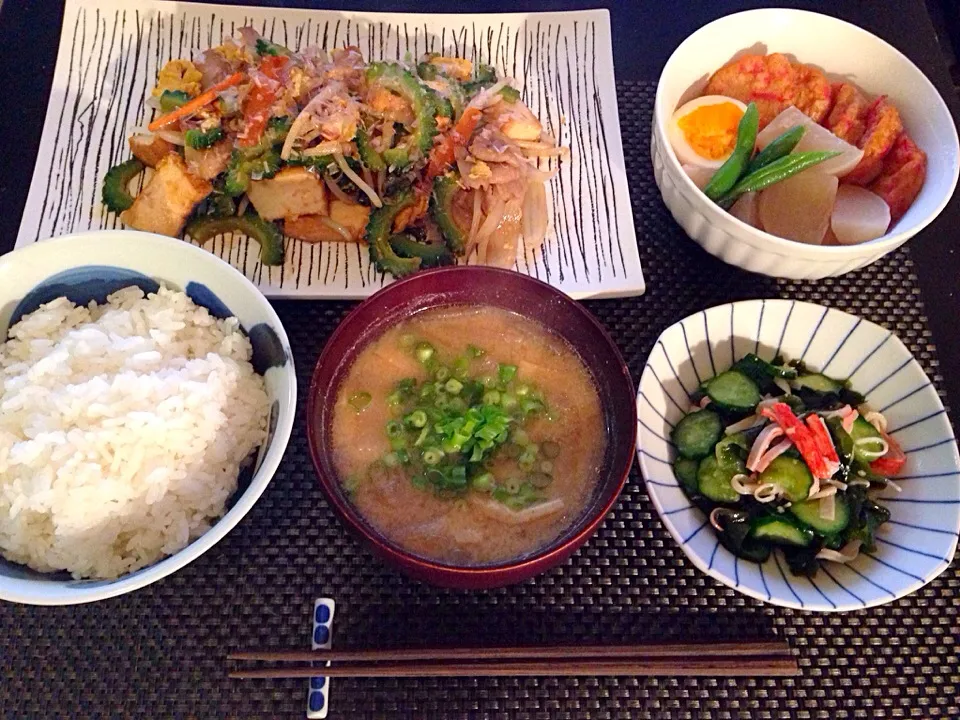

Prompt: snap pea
[
  {"left": 744, "top": 125, "right": 805, "bottom": 175},
  {"left": 703, "top": 102, "right": 759, "bottom": 201},
  {"left": 717, "top": 150, "right": 841, "bottom": 208}
]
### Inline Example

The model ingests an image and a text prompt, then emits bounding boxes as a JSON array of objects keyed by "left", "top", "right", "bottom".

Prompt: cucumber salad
[{"left": 671, "top": 353, "right": 904, "bottom": 576}]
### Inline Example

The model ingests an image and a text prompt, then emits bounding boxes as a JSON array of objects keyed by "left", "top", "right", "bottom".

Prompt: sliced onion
[
  {"left": 821, "top": 405, "right": 854, "bottom": 420},
  {"left": 155, "top": 129, "right": 186, "bottom": 146},
  {"left": 301, "top": 140, "right": 347, "bottom": 157},
  {"left": 475, "top": 191, "right": 505, "bottom": 242},
  {"left": 730, "top": 474, "right": 756, "bottom": 495},
  {"left": 467, "top": 188, "right": 483, "bottom": 253},
  {"left": 807, "top": 485, "right": 838, "bottom": 502},
  {"left": 334, "top": 152, "right": 382, "bottom": 208},
  {"left": 324, "top": 175, "right": 353, "bottom": 204},
  {"left": 236, "top": 195, "right": 249, "bottom": 217},
  {"left": 320, "top": 216, "right": 353, "bottom": 242},
  {"left": 816, "top": 539, "right": 862, "bottom": 563},
  {"left": 753, "top": 483, "right": 781, "bottom": 503},
  {"left": 753, "top": 438, "right": 793, "bottom": 474},
  {"left": 746, "top": 424, "right": 784, "bottom": 471},
  {"left": 521, "top": 181, "right": 549, "bottom": 254},
  {"left": 773, "top": 378, "right": 792, "bottom": 395},
  {"left": 854, "top": 436, "right": 889, "bottom": 459},
  {"left": 725, "top": 414, "right": 766, "bottom": 435},
  {"left": 863, "top": 411, "right": 888, "bottom": 434}
]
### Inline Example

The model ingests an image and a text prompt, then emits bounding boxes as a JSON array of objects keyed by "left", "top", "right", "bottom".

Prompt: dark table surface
[{"left": 1, "top": 1, "right": 959, "bottom": 718}]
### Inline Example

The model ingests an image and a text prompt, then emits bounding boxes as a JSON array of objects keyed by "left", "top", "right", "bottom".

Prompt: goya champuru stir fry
[{"left": 101, "top": 29, "right": 565, "bottom": 276}]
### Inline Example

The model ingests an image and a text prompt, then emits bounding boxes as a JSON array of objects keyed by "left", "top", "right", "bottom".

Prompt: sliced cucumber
[
  {"left": 758, "top": 456, "right": 813, "bottom": 503},
  {"left": 671, "top": 410, "right": 722, "bottom": 460},
  {"left": 704, "top": 370, "right": 761, "bottom": 412},
  {"left": 793, "top": 373, "right": 843, "bottom": 394},
  {"left": 673, "top": 457, "right": 700, "bottom": 493},
  {"left": 848, "top": 416, "right": 885, "bottom": 463},
  {"left": 750, "top": 516, "right": 814, "bottom": 548},
  {"left": 790, "top": 494, "right": 851, "bottom": 535},
  {"left": 697, "top": 454, "right": 743, "bottom": 503}
]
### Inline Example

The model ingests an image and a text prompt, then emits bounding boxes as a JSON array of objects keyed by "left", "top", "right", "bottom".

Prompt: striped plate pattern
[
  {"left": 636, "top": 299, "right": 960, "bottom": 612},
  {"left": 17, "top": 0, "right": 642, "bottom": 300}
]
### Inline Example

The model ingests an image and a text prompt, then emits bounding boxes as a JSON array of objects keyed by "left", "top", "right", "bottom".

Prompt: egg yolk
[{"left": 677, "top": 102, "right": 744, "bottom": 160}]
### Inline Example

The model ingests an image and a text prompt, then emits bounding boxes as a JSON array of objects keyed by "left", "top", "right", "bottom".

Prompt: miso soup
[{"left": 331, "top": 306, "right": 607, "bottom": 565}]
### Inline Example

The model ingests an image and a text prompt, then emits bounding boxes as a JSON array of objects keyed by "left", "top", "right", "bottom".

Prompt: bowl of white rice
[{"left": 0, "top": 231, "right": 295, "bottom": 605}]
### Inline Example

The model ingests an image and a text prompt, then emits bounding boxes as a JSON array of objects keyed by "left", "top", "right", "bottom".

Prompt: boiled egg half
[{"left": 669, "top": 95, "right": 748, "bottom": 170}]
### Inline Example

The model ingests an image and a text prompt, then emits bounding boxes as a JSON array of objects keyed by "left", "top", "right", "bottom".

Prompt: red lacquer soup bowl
[{"left": 306, "top": 266, "right": 636, "bottom": 589}]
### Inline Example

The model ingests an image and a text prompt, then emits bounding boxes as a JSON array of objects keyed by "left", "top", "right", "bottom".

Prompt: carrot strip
[
  {"left": 148, "top": 72, "right": 245, "bottom": 131},
  {"left": 426, "top": 107, "right": 482, "bottom": 181}
]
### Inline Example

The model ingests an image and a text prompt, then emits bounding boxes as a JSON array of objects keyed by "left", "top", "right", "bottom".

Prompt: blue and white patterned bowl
[
  {"left": 636, "top": 300, "right": 960, "bottom": 611},
  {"left": 0, "top": 231, "right": 296, "bottom": 605}
]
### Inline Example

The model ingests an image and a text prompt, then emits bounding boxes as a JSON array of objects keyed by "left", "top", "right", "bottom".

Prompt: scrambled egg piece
[
  {"left": 213, "top": 41, "right": 249, "bottom": 64},
  {"left": 468, "top": 160, "right": 492, "bottom": 182},
  {"left": 152, "top": 59, "right": 203, "bottom": 98}
]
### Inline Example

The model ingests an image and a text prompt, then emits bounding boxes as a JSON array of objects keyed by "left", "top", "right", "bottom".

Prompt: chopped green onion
[
  {"left": 445, "top": 378, "right": 464, "bottom": 395},
  {"left": 504, "top": 477, "right": 522, "bottom": 494},
  {"left": 389, "top": 436, "right": 407, "bottom": 451},
  {"left": 406, "top": 410, "right": 428, "bottom": 428},
  {"left": 472, "top": 472, "right": 494, "bottom": 492},
  {"left": 499, "top": 364, "right": 518, "bottom": 384},
  {"left": 512, "top": 428, "right": 530, "bottom": 446},
  {"left": 453, "top": 357, "right": 470, "bottom": 379},
  {"left": 399, "top": 334, "right": 416, "bottom": 349},
  {"left": 541, "top": 440, "right": 561, "bottom": 459},
  {"left": 386, "top": 420, "right": 404, "bottom": 438},
  {"left": 529, "top": 471, "right": 553, "bottom": 488},
  {"left": 383, "top": 452, "right": 400, "bottom": 468},
  {"left": 501, "top": 394, "right": 518, "bottom": 411},
  {"left": 468, "top": 345, "right": 485, "bottom": 358},
  {"left": 386, "top": 391, "right": 403, "bottom": 407},
  {"left": 483, "top": 390, "right": 501, "bottom": 405},
  {"left": 348, "top": 391, "right": 372, "bottom": 411},
  {"left": 423, "top": 449, "right": 445, "bottom": 465},
  {"left": 435, "top": 366, "right": 451, "bottom": 382},
  {"left": 480, "top": 375, "right": 498, "bottom": 389},
  {"left": 415, "top": 342, "right": 436, "bottom": 365},
  {"left": 515, "top": 384, "right": 531, "bottom": 398}
]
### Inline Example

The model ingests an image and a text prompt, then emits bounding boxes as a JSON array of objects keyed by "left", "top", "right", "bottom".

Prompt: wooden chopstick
[
  {"left": 229, "top": 656, "right": 799, "bottom": 679},
  {"left": 228, "top": 642, "right": 798, "bottom": 679},
  {"left": 229, "top": 641, "right": 792, "bottom": 663}
]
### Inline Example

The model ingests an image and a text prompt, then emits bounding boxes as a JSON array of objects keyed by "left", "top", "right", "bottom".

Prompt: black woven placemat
[{"left": 4, "top": 80, "right": 959, "bottom": 719}]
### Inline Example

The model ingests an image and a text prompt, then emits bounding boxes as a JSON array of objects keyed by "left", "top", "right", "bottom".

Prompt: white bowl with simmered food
[
  {"left": 0, "top": 231, "right": 295, "bottom": 605},
  {"left": 652, "top": 8, "right": 959, "bottom": 279}
]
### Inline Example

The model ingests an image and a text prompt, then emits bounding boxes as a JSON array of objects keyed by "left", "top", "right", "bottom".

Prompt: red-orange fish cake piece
[
  {"left": 826, "top": 82, "right": 869, "bottom": 145},
  {"left": 790, "top": 63, "right": 832, "bottom": 124},
  {"left": 869, "top": 133, "right": 927, "bottom": 222},
  {"left": 704, "top": 53, "right": 798, "bottom": 128},
  {"left": 843, "top": 97, "right": 903, "bottom": 186}
]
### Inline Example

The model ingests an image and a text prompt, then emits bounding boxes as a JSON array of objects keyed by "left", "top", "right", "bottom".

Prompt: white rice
[{"left": 0, "top": 286, "right": 270, "bottom": 579}]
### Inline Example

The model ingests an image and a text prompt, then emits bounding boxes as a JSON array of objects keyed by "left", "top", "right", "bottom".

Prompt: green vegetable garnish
[
  {"left": 371, "top": 341, "right": 551, "bottom": 507},
  {"left": 184, "top": 211, "right": 284, "bottom": 266},
  {"left": 703, "top": 101, "right": 759, "bottom": 201},
  {"left": 184, "top": 126, "right": 225, "bottom": 149},
  {"left": 745, "top": 125, "right": 805, "bottom": 175},
  {"left": 718, "top": 150, "right": 841, "bottom": 208},
  {"left": 158, "top": 89, "right": 190, "bottom": 113}
]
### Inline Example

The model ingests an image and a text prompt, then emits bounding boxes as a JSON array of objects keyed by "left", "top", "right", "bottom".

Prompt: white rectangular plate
[{"left": 18, "top": 0, "right": 643, "bottom": 299}]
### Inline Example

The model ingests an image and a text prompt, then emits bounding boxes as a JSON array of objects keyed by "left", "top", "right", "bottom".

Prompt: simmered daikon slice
[
  {"left": 830, "top": 185, "right": 891, "bottom": 245},
  {"left": 682, "top": 163, "right": 716, "bottom": 190},
  {"left": 758, "top": 172, "right": 838, "bottom": 245},
  {"left": 757, "top": 107, "right": 864, "bottom": 177},
  {"left": 730, "top": 191, "right": 761, "bottom": 228}
]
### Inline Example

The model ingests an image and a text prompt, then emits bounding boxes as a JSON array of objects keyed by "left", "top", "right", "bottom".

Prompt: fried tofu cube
[
  {"left": 184, "top": 141, "right": 232, "bottom": 180},
  {"left": 284, "top": 201, "right": 371, "bottom": 243},
  {"left": 429, "top": 56, "right": 473, "bottom": 82},
  {"left": 119, "top": 154, "right": 211, "bottom": 236},
  {"left": 246, "top": 167, "right": 328, "bottom": 221},
  {"left": 128, "top": 133, "right": 177, "bottom": 167}
]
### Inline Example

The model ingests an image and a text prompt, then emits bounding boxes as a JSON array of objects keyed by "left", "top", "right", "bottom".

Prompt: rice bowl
[{"left": 0, "top": 285, "right": 270, "bottom": 580}]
